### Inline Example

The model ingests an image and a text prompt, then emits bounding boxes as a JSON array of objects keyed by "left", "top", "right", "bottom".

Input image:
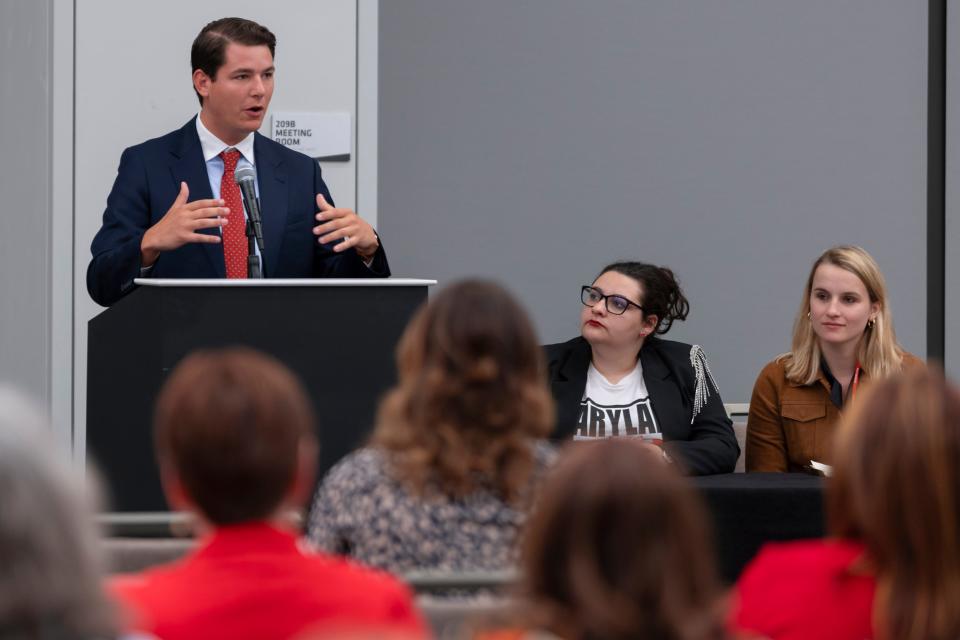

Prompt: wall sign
[{"left": 271, "top": 112, "right": 352, "bottom": 161}]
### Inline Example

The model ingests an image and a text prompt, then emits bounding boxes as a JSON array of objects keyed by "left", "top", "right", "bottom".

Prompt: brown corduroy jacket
[{"left": 745, "top": 352, "right": 925, "bottom": 473}]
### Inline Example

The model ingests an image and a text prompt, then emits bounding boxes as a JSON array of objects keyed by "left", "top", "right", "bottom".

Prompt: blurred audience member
[
  {"left": 503, "top": 438, "right": 728, "bottom": 640},
  {"left": 734, "top": 367, "right": 960, "bottom": 640},
  {"left": 109, "top": 349, "right": 426, "bottom": 640},
  {"left": 746, "top": 245, "right": 922, "bottom": 472},
  {"left": 0, "top": 386, "right": 117, "bottom": 639},
  {"left": 309, "top": 279, "right": 555, "bottom": 573}
]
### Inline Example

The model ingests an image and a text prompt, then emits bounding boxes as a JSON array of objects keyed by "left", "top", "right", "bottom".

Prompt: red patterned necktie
[{"left": 220, "top": 149, "right": 248, "bottom": 278}]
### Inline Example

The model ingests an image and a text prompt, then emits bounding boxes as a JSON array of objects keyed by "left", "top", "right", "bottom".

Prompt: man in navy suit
[{"left": 87, "top": 17, "right": 389, "bottom": 307}]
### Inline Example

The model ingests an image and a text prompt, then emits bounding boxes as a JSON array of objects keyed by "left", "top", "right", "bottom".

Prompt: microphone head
[{"left": 234, "top": 166, "right": 257, "bottom": 184}]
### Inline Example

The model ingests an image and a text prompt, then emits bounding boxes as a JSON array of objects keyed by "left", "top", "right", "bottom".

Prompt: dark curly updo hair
[{"left": 597, "top": 261, "right": 690, "bottom": 335}]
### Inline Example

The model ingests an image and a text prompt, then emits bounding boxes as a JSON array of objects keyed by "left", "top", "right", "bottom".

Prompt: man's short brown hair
[
  {"left": 191, "top": 17, "right": 277, "bottom": 105},
  {"left": 153, "top": 347, "right": 315, "bottom": 525}
]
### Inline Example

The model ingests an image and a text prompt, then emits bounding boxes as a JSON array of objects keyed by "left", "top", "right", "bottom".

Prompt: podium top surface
[{"left": 134, "top": 278, "right": 437, "bottom": 287}]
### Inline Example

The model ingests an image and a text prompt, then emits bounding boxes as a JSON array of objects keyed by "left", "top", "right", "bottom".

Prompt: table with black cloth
[{"left": 691, "top": 472, "right": 826, "bottom": 583}]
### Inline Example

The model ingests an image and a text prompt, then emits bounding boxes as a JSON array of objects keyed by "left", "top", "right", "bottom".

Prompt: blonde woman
[{"left": 745, "top": 246, "right": 923, "bottom": 472}]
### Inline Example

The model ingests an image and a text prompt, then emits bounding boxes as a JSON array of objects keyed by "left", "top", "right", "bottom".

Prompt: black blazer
[
  {"left": 87, "top": 118, "right": 389, "bottom": 306},
  {"left": 545, "top": 336, "right": 739, "bottom": 475}
]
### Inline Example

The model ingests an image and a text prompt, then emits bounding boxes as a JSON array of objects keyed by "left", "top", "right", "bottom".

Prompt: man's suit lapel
[
  {"left": 253, "top": 134, "right": 289, "bottom": 277},
  {"left": 640, "top": 341, "right": 686, "bottom": 437},
  {"left": 170, "top": 118, "right": 225, "bottom": 277},
  {"left": 551, "top": 339, "right": 593, "bottom": 439}
]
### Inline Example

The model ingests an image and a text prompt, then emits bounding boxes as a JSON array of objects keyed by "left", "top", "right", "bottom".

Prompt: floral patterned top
[{"left": 307, "top": 444, "right": 556, "bottom": 574}]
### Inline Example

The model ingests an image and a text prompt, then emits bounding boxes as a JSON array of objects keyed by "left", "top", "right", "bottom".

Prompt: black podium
[{"left": 87, "top": 278, "right": 434, "bottom": 512}]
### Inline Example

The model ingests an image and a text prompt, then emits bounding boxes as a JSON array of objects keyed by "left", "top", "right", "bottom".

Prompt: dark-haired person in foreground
[
  {"left": 507, "top": 438, "right": 730, "bottom": 640},
  {"left": 109, "top": 348, "right": 426, "bottom": 640},
  {"left": 87, "top": 17, "right": 388, "bottom": 307},
  {"left": 545, "top": 262, "right": 738, "bottom": 475}
]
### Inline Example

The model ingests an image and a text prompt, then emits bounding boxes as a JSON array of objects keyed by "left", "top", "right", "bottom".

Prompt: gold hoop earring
[{"left": 867, "top": 318, "right": 876, "bottom": 330}]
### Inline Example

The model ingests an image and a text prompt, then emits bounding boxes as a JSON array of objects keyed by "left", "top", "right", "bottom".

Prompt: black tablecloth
[{"left": 692, "top": 472, "right": 825, "bottom": 583}]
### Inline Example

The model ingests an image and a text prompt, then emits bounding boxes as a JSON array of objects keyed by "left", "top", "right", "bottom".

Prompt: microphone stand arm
[
  {"left": 239, "top": 188, "right": 265, "bottom": 279},
  {"left": 245, "top": 216, "right": 262, "bottom": 279}
]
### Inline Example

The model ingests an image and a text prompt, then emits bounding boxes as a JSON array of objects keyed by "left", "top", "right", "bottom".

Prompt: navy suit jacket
[
  {"left": 87, "top": 118, "right": 389, "bottom": 306},
  {"left": 545, "top": 336, "right": 739, "bottom": 475}
]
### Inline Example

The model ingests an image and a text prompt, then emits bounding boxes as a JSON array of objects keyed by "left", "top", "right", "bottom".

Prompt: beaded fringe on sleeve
[{"left": 690, "top": 345, "right": 720, "bottom": 423}]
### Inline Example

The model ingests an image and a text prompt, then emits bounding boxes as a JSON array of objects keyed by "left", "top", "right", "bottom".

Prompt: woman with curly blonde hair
[
  {"left": 308, "top": 279, "right": 555, "bottom": 573},
  {"left": 746, "top": 245, "right": 923, "bottom": 472}
]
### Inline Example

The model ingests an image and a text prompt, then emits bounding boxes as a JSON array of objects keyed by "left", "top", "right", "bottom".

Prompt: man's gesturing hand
[
  {"left": 140, "top": 182, "right": 230, "bottom": 267},
  {"left": 313, "top": 194, "right": 379, "bottom": 260}
]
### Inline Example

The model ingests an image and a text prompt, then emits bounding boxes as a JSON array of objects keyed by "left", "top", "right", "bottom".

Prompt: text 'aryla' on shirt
[{"left": 575, "top": 361, "right": 660, "bottom": 441}]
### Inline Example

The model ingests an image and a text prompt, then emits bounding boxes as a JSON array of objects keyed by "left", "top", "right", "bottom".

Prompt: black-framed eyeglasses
[{"left": 581, "top": 286, "right": 644, "bottom": 315}]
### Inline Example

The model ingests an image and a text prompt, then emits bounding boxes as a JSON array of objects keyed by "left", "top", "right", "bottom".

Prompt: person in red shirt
[
  {"left": 109, "top": 347, "right": 426, "bottom": 640},
  {"left": 732, "top": 366, "right": 960, "bottom": 640},
  {"left": 733, "top": 539, "right": 875, "bottom": 640}
]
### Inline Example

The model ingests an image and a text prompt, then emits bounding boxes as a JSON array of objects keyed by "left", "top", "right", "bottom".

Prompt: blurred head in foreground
[
  {"left": 520, "top": 438, "right": 728, "bottom": 640},
  {"left": 154, "top": 347, "right": 317, "bottom": 525},
  {"left": 373, "top": 279, "right": 554, "bottom": 502},
  {"left": 829, "top": 366, "right": 960, "bottom": 640},
  {"left": 0, "top": 386, "right": 115, "bottom": 638}
]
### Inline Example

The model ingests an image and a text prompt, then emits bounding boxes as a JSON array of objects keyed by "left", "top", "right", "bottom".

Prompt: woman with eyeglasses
[{"left": 545, "top": 261, "right": 739, "bottom": 475}]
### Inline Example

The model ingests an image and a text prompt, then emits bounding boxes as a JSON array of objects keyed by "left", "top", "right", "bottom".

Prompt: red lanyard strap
[{"left": 850, "top": 364, "right": 862, "bottom": 400}]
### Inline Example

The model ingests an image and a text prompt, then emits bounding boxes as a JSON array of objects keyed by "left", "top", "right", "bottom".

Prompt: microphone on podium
[{"left": 234, "top": 166, "right": 265, "bottom": 255}]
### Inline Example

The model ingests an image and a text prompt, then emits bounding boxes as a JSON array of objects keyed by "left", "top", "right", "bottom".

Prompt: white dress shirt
[{"left": 195, "top": 114, "right": 263, "bottom": 267}]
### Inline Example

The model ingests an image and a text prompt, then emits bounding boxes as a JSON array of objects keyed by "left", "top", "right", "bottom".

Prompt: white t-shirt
[{"left": 575, "top": 361, "right": 660, "bottom": 441}]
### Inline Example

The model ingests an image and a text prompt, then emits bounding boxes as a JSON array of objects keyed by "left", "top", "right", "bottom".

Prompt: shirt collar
[
  {"left": 819, "top": 359, "right": 863, "bottom": 408},
  {"left": 195, "top": 521, "right": 299, "bottom": 559},
  {"left": 195, "top": 112, "right": 256, "bottom": 165}
]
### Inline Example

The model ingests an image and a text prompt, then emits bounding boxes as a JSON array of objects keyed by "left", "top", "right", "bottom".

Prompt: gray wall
[
  {"left": 945, "top": 0, "right": 960, "bottom": 379},
  {"left": 379, "top": 0, "right": 927, "bottom": 403},
  {"left": 0, "top": 1, "right": 52, "bottom": 406}
]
